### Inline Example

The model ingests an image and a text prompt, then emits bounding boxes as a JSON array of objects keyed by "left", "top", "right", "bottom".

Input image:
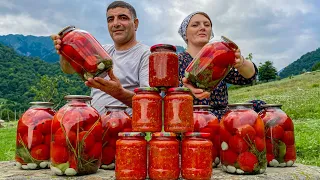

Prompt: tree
[
  {"left": 312, "top": 62, "right": 320, "bottom": 71},
  {"left": 246, "top": 53, "right": 253, "bottom": 61},
  {"left": 258, "top": 61, "right": 278, "bottom": 82}
]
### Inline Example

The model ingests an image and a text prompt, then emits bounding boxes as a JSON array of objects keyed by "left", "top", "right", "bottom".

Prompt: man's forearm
[{"left": 111, "top": 88, "right": 135, "bottom": 107}]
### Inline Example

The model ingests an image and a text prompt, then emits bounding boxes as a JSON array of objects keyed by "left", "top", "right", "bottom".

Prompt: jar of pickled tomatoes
[
  {"left": 15, "top": 102, "right": 55, "bottom": 170},
  {"left": 100, "top": 105, "right": 132, "bottom": 170},
  {"left": 182, "top": 132, "right": 213, "bottom": 180},
  {"left": 260, "top": 104, "right": 296, "bottom": 167},
  {"left": 220, "top": 103, "right": 267, "bottom": 174},
  {"left": 149, "top": 44, "right": 179, "bottom": 88},
  {"left": 193, "top": 105, "right": 220, "bottom": 167},
  {"left": 50, "top": 95, "right": 102, "bottom": 176},
  {"left": 58, "top": 25, "right": 113, "bottom": 80},
  {"left": 164, "top": 87, "right": 194, "bottom": 133},
  {"left": 149, "top": 132, "right": 180, "bottom": 180},
  {"left": 116, "top": 132, "right": 147, "bottom": 180},
  {"left": 132, "top": 87, "right": 162, "bottom": 132}
]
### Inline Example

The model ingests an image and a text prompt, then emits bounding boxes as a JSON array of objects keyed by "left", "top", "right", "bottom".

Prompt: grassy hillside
[
  {"left": 228, "top": 71, "right": 320, "bottom": 166},
  {"left": 0, "top": 72, "right": 319, "bottom": 166}
]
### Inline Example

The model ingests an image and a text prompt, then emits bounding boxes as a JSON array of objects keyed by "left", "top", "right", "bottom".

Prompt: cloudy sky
[{"left": 0, "top": 0, "right": 319, "bottom": 70}]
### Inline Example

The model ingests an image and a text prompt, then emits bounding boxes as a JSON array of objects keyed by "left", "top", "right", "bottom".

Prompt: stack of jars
[{"left": 115, "top": 44, "right": 213, "bottom": 180}]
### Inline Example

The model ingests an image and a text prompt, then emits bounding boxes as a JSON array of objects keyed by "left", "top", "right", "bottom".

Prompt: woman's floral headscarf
[{"left": 178, "top": 11, "right": 214, "bottom": 43}]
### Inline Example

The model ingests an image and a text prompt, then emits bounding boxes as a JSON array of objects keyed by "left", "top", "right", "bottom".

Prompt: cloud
[{"left": 0, "top": 0, "right": 319, "bottom": 70}]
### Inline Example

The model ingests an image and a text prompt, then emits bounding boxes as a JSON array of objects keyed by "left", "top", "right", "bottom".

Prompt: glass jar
[
  {"left": 132, "top": 87, "right": 162, "bottom": 132},
  {"left": 259, "top": 104, "right": 296, "bottom": 167},
  {"left": 100, "top": 105, "right": 132, "bottom": 170},
  {"left": 15, "top": 102, "right": 55, "bottom": 170},
  {"left": 193, "top": 105, "right": 220, "bottom": 168},
  {"left": 182, "top": 132, "right": 213, "bottom": 180},
  {"left": 185, "top": 36, "right": 238, "bottom": 91},
  {"left": 50, "top": 95, "right": 102, "bottom": 176},
  {"left": 58, "top": 25, "right": 113, "bottom": 80},
  {"left": 220, "top": 103, "right": 267, "bottom": 174},
  {"left": 164, "top": 87, "right": 194, "bottom": 133},
  {"left": 116, "top": 132, "right": 147, "bottom": 180},
  {"left": 149, "top": 132, "right": 180, "bottom": 180},
  {"left": 149, "top": 44, "right": 179, "bottom": 88}
]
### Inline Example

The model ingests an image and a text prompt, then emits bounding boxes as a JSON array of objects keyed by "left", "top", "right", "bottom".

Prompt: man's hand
[
  {"left": 50, "top": 34, "right": 62, "bottom": 54},
  {"left": 182, "top": 77, "right": 210, "bottom": 100},
  {"left": 85, "top": 69, "right": 123, "bottom": 97}
]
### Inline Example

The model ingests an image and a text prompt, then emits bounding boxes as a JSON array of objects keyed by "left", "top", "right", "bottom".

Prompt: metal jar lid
[
  {"left": 221, "top": 36, "right": 238, "bottom": 51},
  {"left": 134, "top": 87, "right": 160, "bottom": 93},
  {"left": 118, "top": 132, "right": 146, "bottom": 137},
  {"left": 58, "top": 25, "right": 76, "bottom": 37},
  {"left": 152, "top": 132, "right": 177, "bottom": 137},
  {"left": 150, "top": 44, "right": 177, "bottom": 53},
  {"left": 184, "top": 132, "right": 211, "bottom": 138},
  {"left": 64, "top": 95, "right": 92, "bottom": 101}
]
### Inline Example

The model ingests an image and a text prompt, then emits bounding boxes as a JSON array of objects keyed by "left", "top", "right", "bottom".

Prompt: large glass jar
[
  {"left": 220, "top": 103, "right": 267, "bottom": 174},
  {"left": 132, "top": 87, "right": 162, "bottom": 132},
  {"left": 100, "top": 105, "right": 132, "bottom": 170},
  {"left": 149, "top": 44, "right": 179, "bottom": 88},
  {"left": 58, "top": 25, "right": 113, "bottom": 80},
  {"left": 50, "top": 95, "right": 102, "bottom": 176},
  {"left": 116, "top": 132, "right": 147, "bottom": 180},
  {"left": 259, "top": 104, "right": 296, "bottom": 167},
  {"left": 149, "top": 132, "right": 180, "bottom": 180},
  {"left": 185, "top": 36, "right": 238, "bottom": 91},
  {"left": 15, "top": 102, "right": 55, "bottom": 170},
  {"left": 164, "top": 87, "right": 194, "bottom": 133},
  {"left": 193, "top": 105, "right": 220, "bottom": 168},
  {"left": 182, "top": 132, "right": 213, "bottom": 180}
]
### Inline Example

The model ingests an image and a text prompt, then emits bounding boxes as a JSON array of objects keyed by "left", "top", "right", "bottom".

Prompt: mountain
[
  {"left": 0, "top": 43, "right": 90, "bottom": 113},
  {"left": 0, "top": 34, "right": 59, "bottom": 63},
  {"left": 279, "top": 48, "right": 320, "bottom": 78}
]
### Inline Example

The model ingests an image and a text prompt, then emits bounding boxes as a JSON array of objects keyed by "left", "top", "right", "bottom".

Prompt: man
[{"left": 51, "top": 1, "right": 149, "bottom": 115}]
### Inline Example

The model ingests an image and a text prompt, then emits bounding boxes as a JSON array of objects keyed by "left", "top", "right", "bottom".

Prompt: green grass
[
  {"left": 0, "top": 72, "right": 319, "bottom": 166},
  {"left": 228, "top": 71, "right": 320, "bottom": 166}
]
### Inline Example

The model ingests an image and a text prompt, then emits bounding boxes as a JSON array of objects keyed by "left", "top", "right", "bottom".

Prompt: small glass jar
[
  {"left": 149, "top": 44, "right": 179, "bottom": 88},
  {"left": 193, "top": 105, "right": 220, "bottom": 167},
  {"left": 116, "top": 132, "right": 147, "bottom": 180},
  {"left": 185, "top": 36, "right": 238, "bottom": 91},
  {"left": 260, "top": 104, "right": 296, "bottom": 167},
  {"left": 132, "top": 87, "right": 162, "bottom": 132},
  {"left": 220, "top": 103, "right": 267, "bottom": 174},
  {"left": 164, "top": 87, "right": 194, "bottom": 133},
  {"left": 149, "top": 132, "right": 180, "bottom": 180},
  {"left": 182, "top": 132, "right": 213, "bottom": 180},
  {"left": 100, "top": 105, "right": 132, "bottom": 170},
  {"left": 58, "top": 25, "right": 113, "bottom": 80},
  {"left": 50, "top": 95, "right": 102, "bottom": 176},
  {"left": 15, "top": 102, "right": 55, "bottom": 170}
]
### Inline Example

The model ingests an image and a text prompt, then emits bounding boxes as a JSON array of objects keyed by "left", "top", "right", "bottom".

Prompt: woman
[{"left": 178, "top": 11, "right": 258, "bottom": 119}]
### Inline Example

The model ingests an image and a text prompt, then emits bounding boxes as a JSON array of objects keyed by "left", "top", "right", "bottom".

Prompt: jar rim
[
  {"left": 118, "top": 132, "right": 146, "bottom": 137},
  {"left": 167, "top": 87, "right": 190, "bottom": 93},
  {"left": 58, "top": 25, "right": 76, "bottom": 37},
  {"left": 184, "top": 132, "right": 211, "bottom": 138},
  {"left": 152, "top": 132, "right": 176, "bottom": 137},
  {"left": 221, "top": 36, "right": 238, "bottom": 51},
  {"left": 261, "top": 104, "right": 282, "bottom": 108},
  {"left": 105, "top": 105, "right": 128, "bottom": 109},
  {"left": 150, "top": 44, "right": 176, "bottom": 53},
  {"left": 29, "top": 102, "right": 54, "bottom": 106},
  {"left": 134, "top": 87, "right": 159, "bottom": 93},
  {"left": 193, "top": 105, "right": 211, "bottom": 108},
  {"left": 64, "top": 95, "right": 92, "bottom": 101}
]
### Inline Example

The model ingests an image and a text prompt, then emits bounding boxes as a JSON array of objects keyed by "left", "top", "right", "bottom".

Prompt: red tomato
[
  {"left": 88, "top": 142, "right": 102, "bottom": 159},
  {"left": 198, "top": 57, "right": 212, "bottom": 70},
  {"left": 108, "top": 138, "right": 117, "bottom": 149},
  {"left": 222, "top": 112, "right": 241, "bottom": 134},
  {"left": 17, "top": 121, "right": 28, "bottom": 136},
  {"left": 211, "top": 66, "right": 227, "bottom": 80},
  {"left": 31, "top": 144, "right": 50, "bottom": 160},
  {"left": 36, "top": 119, "right": 52, "bottom": 135},
  {"left": 106, "top": 118, "right": 124, "bottom": 137},
  {"left": 51, "top": 118, "right": 61, "bottom": 134},
  {"left": 282, "top": 131, "right": 295, "bottom": 145},
  {"left": 284, "top": 145, "right": 296, "bottom": 162},
  {"left": 44, "top": 134, "right": 51, "bottom": 146},
  {"left": 83, "top": 55, "right": 98, "bottom": 73},
  {"left": 220, "top": 126, "right": 232, "bottom": 143},
  {"left": 199, "top": 127, "right": 214, "bottom": 140},
  {"left": 253, "top": 117, "right": 265, "bottom": 138},
  {"left": 101, "top": 146, "right": 116, "bottom": 165},
  {"left": 254, "top": 136, "right": 265, "bottom": 152},
  {"left": 102, "top": 131, "right": 111, "bottom": 146},
  {"left": 228, "top": 135, "right": 249, "bottom": 154},
  {"left": 54, "top": 128, "right": 76, "bottom": 147},
  {"left": 22, "top": 130, "right": 44, "bottom": 149},
  {"left": 221, "top": 149, "right": 238, "bottom": 166},
  {"left": 266, "top": 125, "right": 284, "bottom": 140},
  {"left": 207, "top": 119, "right": 220, "bottom": 135},
  {"left": 80, "top": 107, "right": 100, "bottom": 126},
  {"left": 238, "top": 152, "right": 258, "bottom": 172},
  {"left": 266, "top": 153, "right": 275, "bottom": 163},
  {"left": 84, "top": 122, "right": 102, "bottom": 142},
  {"left": 61, "top": 45, "right": 76, "bottom": 58},
  {"left": 281, "top": 117, "right": 294, "bottom": 131},
  {"left": 193, "top": 114, "right": 207, "bottom": 131},
  {"left": 236, "top": 124, "right": 256, "bottom": 142},
  {"left": 265, "top": 139, "right": 273, "bottom": 154},
  {"left": 51, "top": 143, "right": 69, "bottom": 164},
  {"left": 78, "top": 131, "right": 95, "bottom": 152},
  {"left": 69, "top": 155, "right": 77, "bottom": 170},
  {"left": 62, "top": 110, "right": 84, "bottom": 132}
]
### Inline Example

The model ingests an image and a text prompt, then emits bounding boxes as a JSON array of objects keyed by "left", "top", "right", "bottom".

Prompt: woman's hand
[
  {"left": 233, "top": 48, "right": 244, "bottom": 69},
  {"left": 182, "top": 77, "right": 210, "bottom": 100}
]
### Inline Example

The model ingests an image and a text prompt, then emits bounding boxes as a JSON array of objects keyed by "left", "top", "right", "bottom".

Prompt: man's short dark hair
[{"left": 107, "top": 1, "right": 137, "bottom": 19}]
